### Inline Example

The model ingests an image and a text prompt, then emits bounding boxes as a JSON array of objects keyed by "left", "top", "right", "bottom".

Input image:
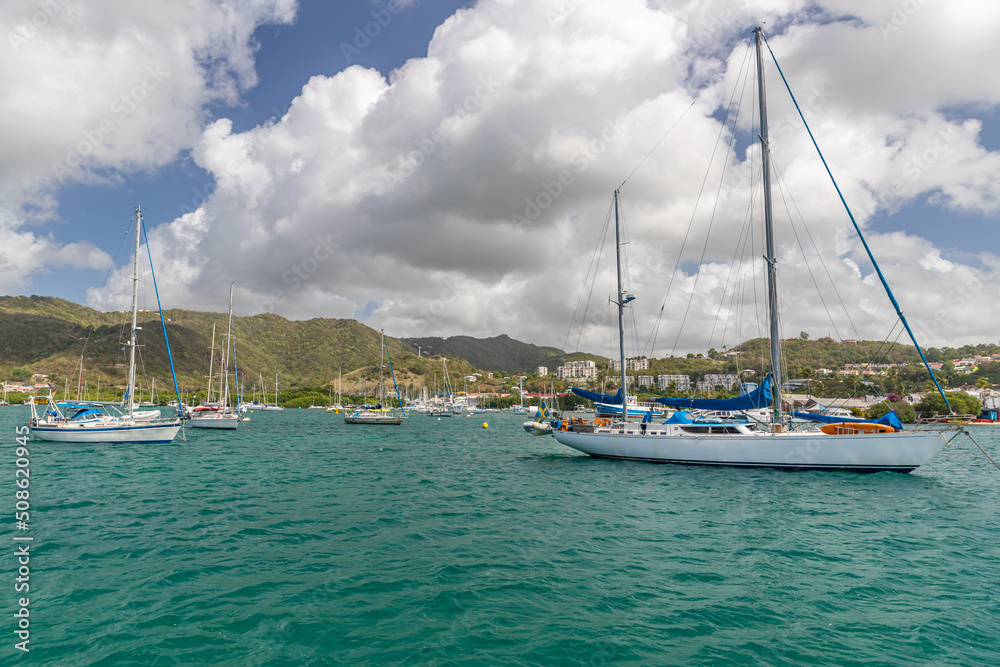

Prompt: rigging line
[
  {"left": 579, "top": 209, "right": 614, "bottom": 354},
  {"left": 821, "top": 321, "right": 905, "bottom": 409},
  {"left": 668, "top": 51, "right": 753, "bottom": 357},
  {"left": 651, "top": 41, "right": 756, "bottom": 355},
  {"left": 563, "top": 199, "right": 614, "bottom": 353},
  {"left": 764, "top": 34, "right": 952, "bottom": 413},
  {"left": 867, "top": 322, "right": 909, "bottom": 399},
  {"left": 719, "top": 213, "right": 756, "bottom": 350},
  {"left": 709, "top": 208, "right": 754, "bottom": 349},
  {"left": 771, "top": 161, "right": 863, "bottom": 342},
  {"left": 771, "top": 163, "right": 847, "bottom": 345},
  {"left": 77, "top": 224, "right": 134, "bottom": 368},
  {"left": 768, "top": 122, "right": 872, "bottom": 382},
  {"left": 728, "top": 150, "right": 763, "bottom": 352},
  {"left": 618, "top": 37, "right": 749, "bottom": 190},
  {"left": 964, "top": 430, "right": 1000, "bottom": 472},
  {"left": 712, "top": 157, "right": 760, "bottom": 351}
]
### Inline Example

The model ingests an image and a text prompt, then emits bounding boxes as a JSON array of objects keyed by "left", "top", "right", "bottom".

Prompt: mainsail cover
[
  {"left": 653, "top": 374, "right": 773, "bottom": 411},
  {"left": 791, "top": 410, "right": 903, "bottom": 432},
  {"left": 570, "top": 387, "right": 624, "bottom": 405}
]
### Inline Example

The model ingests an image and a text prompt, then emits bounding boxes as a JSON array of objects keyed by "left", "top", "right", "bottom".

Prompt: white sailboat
[
  {"left": 28, "top": 208, "right": 182, "bottom": 444},
  {"left": 190, "top": 283, "right": 240, "bottom": 430},
  {"left": 551, "top": 28, "right": 960, "bottom": 473},
  {"left": 260, "top": 373, "right": 284, "bottom": 410},
  {"left": 345, "top": 330, "right": 405, "bottom": 425}
]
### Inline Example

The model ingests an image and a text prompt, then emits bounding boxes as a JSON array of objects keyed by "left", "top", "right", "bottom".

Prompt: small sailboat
[
  {"left": 550, "top": 28, "right": 961, "bottom": 473},
  {"left": 345, "top": 330, "right": 406, "bottom": 425},
  {"left": 190, "top": 283, "right": 240, "bottom": 430},
  {"left": 28, "top": 208, "right": 183, "bottom": 444},
  {"left": 260, "top": 373, "right": 284, "bottom": 410}
]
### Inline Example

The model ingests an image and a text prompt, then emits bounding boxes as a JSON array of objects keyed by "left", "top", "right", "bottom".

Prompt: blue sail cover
[
  {"left": 791, "top": 410, "right": 903, "bottom": 432},
  {"left": 570, "top": 387, "right": 624, "bottom": 405},
  {"left": 653, "top": 374, "right": 773, "bottom": 411}
]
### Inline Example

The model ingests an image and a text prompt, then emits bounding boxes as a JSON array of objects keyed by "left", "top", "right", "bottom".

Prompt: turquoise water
[{"left": 5, "top": 406, "right": 1000, "bottom": 665}]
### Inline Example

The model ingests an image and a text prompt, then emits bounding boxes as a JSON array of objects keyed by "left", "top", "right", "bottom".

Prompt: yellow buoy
[{"left": 482, "top": 422, "right": 489, "bottom": 429}]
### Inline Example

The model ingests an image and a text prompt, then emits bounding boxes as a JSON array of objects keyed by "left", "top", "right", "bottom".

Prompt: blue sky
[{"left": 3, "top": 0, "right": 1000, "bottom": 352}]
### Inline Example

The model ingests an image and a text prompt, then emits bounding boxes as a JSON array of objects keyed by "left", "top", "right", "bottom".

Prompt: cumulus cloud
[
  {"left": 0, "top": 0, "right": 295, "bottom": 290},
  {"left": 18, "top": 0, "right": 1000, "bottom": 353}
]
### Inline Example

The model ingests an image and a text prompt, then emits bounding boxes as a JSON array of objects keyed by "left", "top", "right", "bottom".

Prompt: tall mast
[
  {"left": 755, "top": 26, "right": 783, "bottom": 426},
  {"left": 379, "top": 330, "right": 385, "bottom": 405},
  {"left": 126, "top": 207, "right": 142, "bottom": 418},
  {"left": 221, "top": 282, "right": 234, "bottom": 409},
  {"left": 206, "top": 323, "right": 216, "bottom": 403},
  {"left": 613, "top": 189, "right": 630, "bottom": 423}
]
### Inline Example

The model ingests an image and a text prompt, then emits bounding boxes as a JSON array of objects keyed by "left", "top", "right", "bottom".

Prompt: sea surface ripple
[{"left": 6, "top": 408, "right": 999, "bottom": 665}]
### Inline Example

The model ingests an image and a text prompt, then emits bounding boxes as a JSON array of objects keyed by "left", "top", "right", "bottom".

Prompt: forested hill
[
  {"left": 0, "top": 296, "right": 415, "bottom": 388},
  {"left": 728, "top": 336, "right": 1000, "bottom": 375},
  {"left": 4, "top": 296, "right": 997, "bottom": 392},
  {"left": 401, "top": 334, "right": 595, "bottom": 373},
  {"left": 0, "top": 296, "right": 587, "bottom": 388}
]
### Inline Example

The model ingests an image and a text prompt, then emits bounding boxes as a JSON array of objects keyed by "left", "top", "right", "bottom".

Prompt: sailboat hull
[
  {"left": 344, "top": 413, "right": 403, "bottom": 425},
  {"left": 30, "top": 421, "right": 182, "bottom": 444},
  {"left": 189, "top": 415, "right": 240, "bottom": 429},
  {"left": 551, "top": 428, "right": 949, "bottom": 473}
]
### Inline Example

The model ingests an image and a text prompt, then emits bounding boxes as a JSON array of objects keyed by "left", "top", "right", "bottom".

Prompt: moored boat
[
  {"left": 28, "top": 208, "right": 183, "bottom": 444},
  {"left": 550, "top": 28, "right": 960, "bottom": 473}
]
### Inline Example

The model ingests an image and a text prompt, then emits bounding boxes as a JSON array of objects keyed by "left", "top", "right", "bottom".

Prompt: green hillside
[
  {"left": 402, "top": 334, "right": 575, "bottom": 373},
  {"left": 0, "top": 296, "right": 419, "bottom": 394},
  {"left": 4, "top": 296, "right": 998, "bottom": 404},
  {"left": 0, "top": 297, "right": 547, "bottom": 402}
]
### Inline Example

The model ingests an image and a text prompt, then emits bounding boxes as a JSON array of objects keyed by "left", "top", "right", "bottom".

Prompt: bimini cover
[
  {"left": 664, "top": 410, "right": 695, "bottom": 424},
  {"left": 792, "top": 410, "right": 903, "bottom": 432},
  {"left": 68, "top": 408, "right": 104, "bottom": 421},
  {"left": 570, "top": 387, "right": 624, "bottom": 405},
  {"left": 654, "top": 374, "right": 773, "bottom": 411}
]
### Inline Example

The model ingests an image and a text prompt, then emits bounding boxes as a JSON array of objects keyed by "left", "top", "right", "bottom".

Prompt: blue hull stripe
[{"left": 585, "top": 453, "right": 914, "bottom": 473}]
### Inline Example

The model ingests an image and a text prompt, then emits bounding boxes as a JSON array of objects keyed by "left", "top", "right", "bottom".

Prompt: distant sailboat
[
  {"left": 261, "top": 373, "right": 284, "bottom": 410},
  {"left": 190, "top": 283, "right": 240, "bottom": 430},
  {"left": 345, "top": 330, "right": 405, "bottom": 425}
]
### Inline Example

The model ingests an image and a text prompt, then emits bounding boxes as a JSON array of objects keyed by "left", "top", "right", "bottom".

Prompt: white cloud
[
  {"left": 0, "top": 0, "right": 295, "bottom": 290},
  {"left": 13, "top": 0, "right": 1000, "bottom": 353}
]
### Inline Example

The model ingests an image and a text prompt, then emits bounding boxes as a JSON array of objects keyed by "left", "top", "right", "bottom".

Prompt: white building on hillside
[
  {"left": 658, "top": 374, "right": 692, "bottom": 391},
  {"left": 556, "top": 360, "right": 597, "bottom": 379}
]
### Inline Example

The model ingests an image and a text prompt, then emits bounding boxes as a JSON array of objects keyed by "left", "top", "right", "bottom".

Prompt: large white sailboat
[
  {"left": 28, "top": 208, "right": 183, "bottom": 444},
  {"left": 551, "top": 28, "right": 960, "bottom": 473}
]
